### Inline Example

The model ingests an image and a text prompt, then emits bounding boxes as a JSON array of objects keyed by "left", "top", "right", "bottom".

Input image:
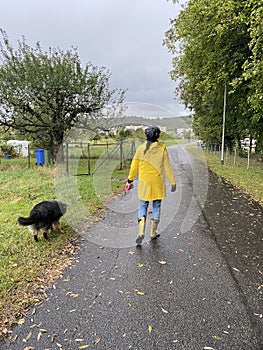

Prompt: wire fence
[
  {"left": 63, "top": 139, "right": 136, "bottom": 176},
  {"left": 203, "top": 144, "right": 263, "bottom": 170},
  {"left": 0, "top": 140, "right": 137, "bottom": 174}
]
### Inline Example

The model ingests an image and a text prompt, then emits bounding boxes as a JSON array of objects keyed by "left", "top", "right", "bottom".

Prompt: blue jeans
[{"left": 138, "top": 200, "right": 162, "bottom": 221}]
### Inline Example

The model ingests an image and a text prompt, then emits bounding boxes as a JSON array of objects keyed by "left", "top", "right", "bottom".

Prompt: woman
[{"left": 126, "top": 125, "right": 176, "bottom": 245}]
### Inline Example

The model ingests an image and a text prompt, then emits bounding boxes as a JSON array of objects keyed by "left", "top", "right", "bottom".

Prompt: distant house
[
  {"left": 124, "top": 125, "right": 167, "bottom": 133},
  {"left": 7, "top": 140, "right": 29, "bottom": 157},
  {"left": 124, "top": 125, "right": 147, "bottom": 131},
  {"left": 176, "top": 128, "right": 191, "bottom": 137}
]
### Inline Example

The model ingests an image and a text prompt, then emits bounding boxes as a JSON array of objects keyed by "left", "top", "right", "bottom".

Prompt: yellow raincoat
[{"left": 128, "top": 142, "right": 176, "bottom": 201}]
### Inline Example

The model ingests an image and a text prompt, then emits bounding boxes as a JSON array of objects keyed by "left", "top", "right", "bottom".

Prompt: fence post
[
  {"left": 66, "top": 143, "right": 69, "bottom": 176},
  {"left": 27, "top": 143, "right": 31, "bottom": 168},
  {"left": 226, "top": 147, "right": 229, "bottom": 163},
  {"left": 87, "top": 143, "right": 91, "bottom": 175},
  {"left": 247, "top": 149, "right": 250, "bottom": 170},
  {"left": 233, "top": 144, "right": 237, "bottom": 166},
  {"left": 131, "top": 140, "right": 136, "bottom": 156},
  {"left": 120, "top": 140, "right": 123, "bottom": 170}
]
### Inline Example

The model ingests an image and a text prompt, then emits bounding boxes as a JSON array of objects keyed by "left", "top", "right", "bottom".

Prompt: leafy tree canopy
[
  {"left": 165, "top": 0, "right": 262, "bottom": 151},
  {"left": 0, "top": 30, "right": 125, "bottom": 162}
]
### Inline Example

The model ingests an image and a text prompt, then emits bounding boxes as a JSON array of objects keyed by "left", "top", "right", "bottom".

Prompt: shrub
[{"left": 0, "top": 143, "right": 18, "bottom": 158}]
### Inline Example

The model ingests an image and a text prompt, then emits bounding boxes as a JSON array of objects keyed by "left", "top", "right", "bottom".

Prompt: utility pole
[{"left": 221, "top": 84, "right": 227, "bottom": 165}]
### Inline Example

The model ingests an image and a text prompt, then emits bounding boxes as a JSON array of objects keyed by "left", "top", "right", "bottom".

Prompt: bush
[{"left": 0, "top": 143, "right": 18, "bottom": 158}]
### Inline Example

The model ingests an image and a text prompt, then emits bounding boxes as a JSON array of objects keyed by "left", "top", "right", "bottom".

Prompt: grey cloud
[{"left": 1, "top": 0, "right": 189, "bottom": 116}]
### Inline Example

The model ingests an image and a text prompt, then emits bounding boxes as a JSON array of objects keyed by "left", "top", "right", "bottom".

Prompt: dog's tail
[{"left": 17, "top": 214, "right": 39, "bottom": 226}]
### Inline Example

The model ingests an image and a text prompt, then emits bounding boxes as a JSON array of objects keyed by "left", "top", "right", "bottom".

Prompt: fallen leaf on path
[
  {"left": 24, "top": 331, "right": 32, "bottom": 342},
  {"left": 93, "top": 337, "right": 101, "bottom": 345},
  {"left": 17, "top": 319, "right": 25, "bottom": 325},
  {"left": 39, "top": 328, "right": 47, "bottom": 333},
  {"left": 51, "top": 334, "right": 58, "bottom": 343},
  {"left": 92, "top": 293, "right": 102, "bottom": 299},
  {"left": 161, "top": 307, "right": 169, "bottom": 314},
  {"left": 79, "top": 345, "right": 90, "bottom": 349},
  {"left": 172, "top": 339, "right": 179, "bottom": 343},
  {"left": 137, "top": 263, "right": 144, "bottom": 268},
  {"left": 135, "top": 289, "right": 145, "bottom": 295},
  {"left": 10, "top": 334, "right": 18, "bottom": 343},
  {"left": 231, "top": 267, "right": 240, "bottom": 272},
  {"left": 159, "top": 260, "right": 167, "bottom": 265},
  {"left": 212, "top": 335, "right": 222, "bottom": 340},
  {"left": 148, "top": 325, "right": 153, "bottom": 334}
]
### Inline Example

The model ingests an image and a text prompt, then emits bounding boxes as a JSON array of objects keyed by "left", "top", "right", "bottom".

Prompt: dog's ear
[{"left": 58, "top": 202, "right": 67, "bottom": 214}]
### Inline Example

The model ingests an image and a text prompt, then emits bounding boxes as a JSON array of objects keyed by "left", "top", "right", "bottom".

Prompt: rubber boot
[
  {"left": 136, "top": 216, "right": 146, "bottom": 245},
  {"left": 150, "top": 219, "right": 160, "bottom": 240}
]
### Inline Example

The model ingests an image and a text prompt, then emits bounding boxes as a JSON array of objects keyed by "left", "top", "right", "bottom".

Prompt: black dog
[{"left": 18, "top": 200, "right": 67, "bottom": 241}]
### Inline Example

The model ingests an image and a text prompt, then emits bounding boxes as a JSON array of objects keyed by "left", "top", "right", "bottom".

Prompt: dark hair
[
  {"left": 144, "top": 126, "right": 160, "bottom": 154},
  {"left": 145, "top": 125, "right": 160, "bottom": 142}
]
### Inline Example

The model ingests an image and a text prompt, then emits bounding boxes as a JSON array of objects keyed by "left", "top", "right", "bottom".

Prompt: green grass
[
  {"left": 0, "top": 165, "right": 74, "bottom": 331},
  {"left": 188, "top": 145, "right": 263, "bottom": 204},
  {"left": 0, "top": 153, "right": 129, "bottom": 334}
]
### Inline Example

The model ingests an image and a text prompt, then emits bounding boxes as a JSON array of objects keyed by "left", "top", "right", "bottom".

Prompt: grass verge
[
  {"left": 0, "top": 157, "right": 129, "bottom": 338},
  {"left": 187, "top": 145, "right": 263, "bottom": 204}
]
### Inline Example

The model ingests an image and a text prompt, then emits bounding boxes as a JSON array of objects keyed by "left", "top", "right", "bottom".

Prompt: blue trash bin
[{"left": 35, "top": 149, "right": 45, "bottom": 165}]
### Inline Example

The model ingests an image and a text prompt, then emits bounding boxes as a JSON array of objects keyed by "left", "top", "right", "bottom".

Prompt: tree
[
  {"left": 0, "top": 30, "right": 125, "bottom": 163},
  {"left": 117, "top": 128, "right": 133, "bottom": 140},
  {"left": 241, "top": 0, "right": 263, "bottom": 153},
  {"left": 164, "top": 0, "right": 255, "bottom": 148}
]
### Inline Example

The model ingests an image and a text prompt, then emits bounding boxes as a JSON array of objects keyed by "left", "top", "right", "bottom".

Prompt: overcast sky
[{"left": 1, "top": 0, "right": 188, "bottom": 117}]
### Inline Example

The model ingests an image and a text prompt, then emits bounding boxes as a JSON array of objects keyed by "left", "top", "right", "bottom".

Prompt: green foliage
[
  {"left": 159, "top": 131, "right": 173, "bottom": 141},
  {"left": 116, "top": 128, "right": 133, "bottom": 140},
  {"left": 164, "top": 0, "right": 261, "bottom": 148},
  {"left": 0, "top": 30, "right": 125, "bottom": 163},
  {"left": 0, "top": 143, "right": 17, "bottom": 158},
  {"left": 134, "top": 128, "right": 145, "bottom": 139},
  {"left": 91, "top": 133, "right": 101, "bottom": 144}
]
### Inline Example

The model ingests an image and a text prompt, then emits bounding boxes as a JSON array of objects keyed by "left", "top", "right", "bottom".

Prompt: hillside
[{"left": 119, "top": 115, "right": 192, "bottom": 132}]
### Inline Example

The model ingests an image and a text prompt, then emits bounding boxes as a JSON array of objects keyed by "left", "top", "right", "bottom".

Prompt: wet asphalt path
[{"left": 1, "top": 145, "right": 262, "bottom": 350}]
